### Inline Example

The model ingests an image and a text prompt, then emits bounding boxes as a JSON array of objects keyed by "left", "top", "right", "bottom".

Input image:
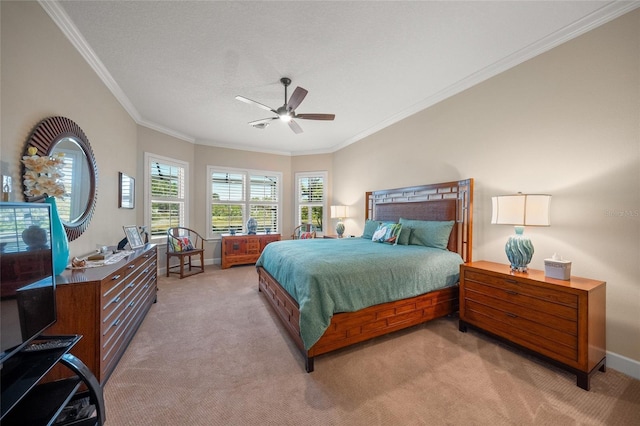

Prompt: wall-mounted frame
[
  {"left": 123, "top": 225, "right": 145, "bottom": 249},
  {"left": 23, "top": 116, "right": 99, "bottom": 241},
  {"left": 118, "top": 172, "right": 135, "bottom": 209}
]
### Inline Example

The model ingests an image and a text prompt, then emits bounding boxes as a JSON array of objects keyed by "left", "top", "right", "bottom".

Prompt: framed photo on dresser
[{"left": 123, "top": 225, "right": 145, "bottom": 249}]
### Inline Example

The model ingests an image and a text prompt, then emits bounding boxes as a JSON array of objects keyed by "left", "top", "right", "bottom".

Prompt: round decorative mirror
[{"left": 23, "top": 117, "right": 98, "bottom": 241}]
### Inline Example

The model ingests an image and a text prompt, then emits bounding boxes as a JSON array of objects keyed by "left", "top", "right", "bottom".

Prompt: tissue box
[{"left": 544, "top": 258, "right": 572, "bottom": 280}]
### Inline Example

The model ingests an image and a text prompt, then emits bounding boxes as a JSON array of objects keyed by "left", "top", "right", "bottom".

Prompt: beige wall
[
  {"left": 192, "top": 144, "right": 293, "bottom": 260},
  {"left": 2, "top": 2, "right": 638, "bottom": 373},
  {"left": 332, "top": 11, "right": 640, "bottom": 366},
  {"left": 1, "top": 1, "right": 138, "bottom": 257}
]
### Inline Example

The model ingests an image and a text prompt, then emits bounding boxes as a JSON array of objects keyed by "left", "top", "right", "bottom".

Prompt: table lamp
[
  {"left": 330, "top": 205, "right": 348, "bottom": 238},
  {"left": 491, "top": 193, "right": 551, "bottom": 272}
]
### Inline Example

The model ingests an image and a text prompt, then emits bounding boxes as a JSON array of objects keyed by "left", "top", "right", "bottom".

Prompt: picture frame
[
  {"left": 118, "top": 172, "right": 135, "bottom": 209},
  {"left": 123, "top": 225, "right": 145, "bottom": 249}
]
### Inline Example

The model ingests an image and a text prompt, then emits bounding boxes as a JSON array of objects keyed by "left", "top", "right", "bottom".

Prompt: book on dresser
[
  {"left": 46, "top": 244, "right": 158, "bottom": 385},
  {"left": 458, "top": 260, "right": 606, "bottom": 391}
]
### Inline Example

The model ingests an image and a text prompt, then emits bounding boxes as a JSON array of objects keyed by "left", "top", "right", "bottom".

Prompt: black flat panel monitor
[{"left": 0, "top": 202, "right": 57, "bottom": 365}]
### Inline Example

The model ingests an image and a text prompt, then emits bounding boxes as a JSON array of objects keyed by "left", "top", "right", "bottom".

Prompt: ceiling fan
[{"left": 235, "top": 77, "right": 335, "bottom": 134}]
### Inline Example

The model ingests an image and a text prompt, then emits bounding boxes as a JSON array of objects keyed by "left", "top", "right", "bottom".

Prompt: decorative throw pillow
[
  {"left": 300, "top": 232, "right": 313, "bottom": 239},
  {"left": 397, "top": 226, "right": 412, "bottom": 245},
  {"left": 399, "top": 218, "right": 454, "bottom": 250},
  {"left": 362, "top": 219, "right": 381, "bottom": 239},
  {"left": 170, "top": 237, "right": 183, "bottom": 252},
  {"left": 179, "top": 236, "right": 194, "bottom": 251},
  {"left": 371, "top": 222, "right": 402, "bottom": 245}
]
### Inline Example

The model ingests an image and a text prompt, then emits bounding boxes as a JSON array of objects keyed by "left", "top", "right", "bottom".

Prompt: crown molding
[
  {"left": 334, "top": 0, "right": 640, "bottom": 153},
  {"left": 39, "top": 0, "right": 639, "bottom": 154}
]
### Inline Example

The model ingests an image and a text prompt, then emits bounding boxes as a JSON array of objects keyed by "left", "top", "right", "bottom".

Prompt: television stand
[{"left": 0, "top": 335, "right": 105, "bottom": 425}]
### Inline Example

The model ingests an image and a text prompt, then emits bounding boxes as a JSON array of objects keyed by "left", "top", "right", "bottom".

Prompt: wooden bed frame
[{"left": 257, "top": 179, "right": 473, "bottom": 372}]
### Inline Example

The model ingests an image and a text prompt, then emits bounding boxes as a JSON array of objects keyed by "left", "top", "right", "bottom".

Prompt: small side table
[{"left": 459, "top": 260, "right": 606, "bottom": 390}]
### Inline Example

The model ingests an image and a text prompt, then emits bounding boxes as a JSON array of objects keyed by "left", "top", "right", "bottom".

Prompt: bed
[{"left": 256, "top": 179, "right": 473, "bottom": 372}]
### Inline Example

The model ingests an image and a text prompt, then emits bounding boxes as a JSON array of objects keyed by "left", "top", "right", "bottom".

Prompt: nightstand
[{"left": 459, "top": 261, "right": 606, "bottom": 390}]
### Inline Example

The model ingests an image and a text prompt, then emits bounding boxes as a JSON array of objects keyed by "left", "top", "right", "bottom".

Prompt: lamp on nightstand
[
  {"left": 491, "top": 193, "right": 551, "bottom": 272},
  {"left": 330, "top": 205, "right": 348, "bottom": 238}
]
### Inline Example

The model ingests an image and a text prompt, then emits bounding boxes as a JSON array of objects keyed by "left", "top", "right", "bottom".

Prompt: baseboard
[{"left": 606, "top": 350, "right": 640, "bottom": 380}]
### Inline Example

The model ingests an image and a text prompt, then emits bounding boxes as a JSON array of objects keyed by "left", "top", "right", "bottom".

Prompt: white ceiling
[{"left": 45, "top": 1, "right": 637, "bottom": 156}]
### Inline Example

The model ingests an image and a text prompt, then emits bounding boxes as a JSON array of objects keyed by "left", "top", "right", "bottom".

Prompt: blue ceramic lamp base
[{"left": 505, "top": 226, "right": 534, "bottom": 272}]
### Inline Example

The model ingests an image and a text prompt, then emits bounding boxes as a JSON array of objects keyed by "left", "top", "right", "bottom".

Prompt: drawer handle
[
  {"left": 127, "top": 283, "right": 134, "bottom": 288},
  {"left": 128, "top": 301, "right": 135, "bottom": 308},
  {"left": 112, "top": 319, "right": 120, "bottom": 327},
  {"left": 504, "top": 290, "right": 518, "bottom": 295},
  {"left": 506, "top": 312, "right": 517, "bottom": 318},
  {"left": 112, "top": 296, "right": 121, "bottom": 304},
  {"left": 144, "top": 254, "right": 150, "bottom": 258},
  {"left": 143, "top": 284, "right": 149, "bottom": 289},
  {"left": 504, "top": 279, "right": 518, "bottom": 284},
  {"left": 129, "top": 264, "right": 135, "bottom": 269},
  {"left": 112, "top": 274, "right": 121, "bottom": 281}
]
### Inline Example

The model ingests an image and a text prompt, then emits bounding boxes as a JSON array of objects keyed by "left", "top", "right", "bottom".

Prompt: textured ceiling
[{"left": 46, "top": 1, "right": 637, "bottom": 155}]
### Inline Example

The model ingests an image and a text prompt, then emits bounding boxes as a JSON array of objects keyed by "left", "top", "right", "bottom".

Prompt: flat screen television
[{"left": 0, "top": 202, "right": 57, "bottom": 365}]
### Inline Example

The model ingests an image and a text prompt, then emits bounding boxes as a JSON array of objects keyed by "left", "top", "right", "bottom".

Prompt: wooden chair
[
  {"left": 166, "top": 227, "right": 205, "bottom": 278},
  {"left": 291, "top": 224, "right": 317, "bottom": 240}
]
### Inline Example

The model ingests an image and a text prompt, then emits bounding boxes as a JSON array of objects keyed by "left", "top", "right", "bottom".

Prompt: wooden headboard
[{"left": 365, "top": 179, "right": 473, "bottom": 262}]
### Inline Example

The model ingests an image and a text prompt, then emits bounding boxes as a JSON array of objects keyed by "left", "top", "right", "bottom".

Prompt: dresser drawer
[
  {"left": 463, "top": 303, "right": 578, "bottom": 362},
  {"left": 464, "top": 269, "right": 578, "bottom": 309},
  {"left": 463, "top": 280, "right": 578, "bottom": 325},
  {"left": 101, "top": 266, "right": 127, "bottom": 299},
  {"left": 246, "top": 240, "right": 260, "bottom": 254},
  {"left": 101, "top": 282, "right": 127, "bottom": 330}
]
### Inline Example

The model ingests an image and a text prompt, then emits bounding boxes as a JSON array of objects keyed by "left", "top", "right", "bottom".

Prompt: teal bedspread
[{"left": 256, "top": 238, "right": 463, "bottom": 350}]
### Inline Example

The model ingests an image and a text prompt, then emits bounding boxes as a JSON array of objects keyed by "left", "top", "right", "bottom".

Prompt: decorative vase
[
  {"left": 504, "top": 226, "right": 533, "bottom": 272},
  {"left": 45, "top": 196, "right": 70, "bottom": 275},
  {"left": 247, "top": 217, "right": 258, "bottom": 235},
  {"left": 335, "top": 221, "right": 345, "bottom": 238}
]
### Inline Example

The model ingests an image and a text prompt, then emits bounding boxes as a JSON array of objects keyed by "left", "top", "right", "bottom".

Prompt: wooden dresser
[
  {"left": 47, "top": 244, "right": 158, "bottom": 385},
  {"left": 221, "top": 233, "right": 280, "bottom": 269},
  {"left": 459, "top": 261, "right": 606, "bottom": 390}
]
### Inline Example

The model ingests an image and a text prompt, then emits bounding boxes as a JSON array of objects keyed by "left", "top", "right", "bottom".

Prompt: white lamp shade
[
  {"left": 491, "top": 194, "right": 551, "bottom": 226},
  {"left": 330, "top": 205, "right": 348, "bottom": 219}
]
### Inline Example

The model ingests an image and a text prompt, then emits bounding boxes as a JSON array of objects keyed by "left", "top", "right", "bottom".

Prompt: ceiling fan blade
[
  {"left": 288, "top": 120, "right": 303, "bottom": 134},
  {"left": 295, "top": 113, "right": 335, "bottom": 121},
  {"left": 235, "top": 95, "right": 278, "bottom": 114},
  {"left": 248, "top": 117, "right": 277, "bottom": 126},
  {"left": 286, "top": 87, "right": 308, "bottom": 111}
]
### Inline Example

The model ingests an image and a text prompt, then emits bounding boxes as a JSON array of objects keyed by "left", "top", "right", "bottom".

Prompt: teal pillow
[
  {"left": 399, "top": 218, "right": 454, "bottom": 250},
  {"left": 398, "top": 226, "right": 412, "bottom": 245},
  {"left": 372, "top": 222, "right": 402, "bottom": 245},
  {"left": 362, "top": 219, "right": 380, "bottom": 239}
]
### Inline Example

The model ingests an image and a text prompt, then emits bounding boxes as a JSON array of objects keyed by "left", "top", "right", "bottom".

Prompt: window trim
[
  {"left": 206, "top": 165, "right": 282, "bottom": 239},
  {"left": 144, "top": 152, "right": 189, "bottom": 244},
  {"left": 295, "top": 171, "right": 328, "bottom": 236}
]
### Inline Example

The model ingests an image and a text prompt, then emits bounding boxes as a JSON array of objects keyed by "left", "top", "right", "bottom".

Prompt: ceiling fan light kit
[{"left": 236, "top": 77, "right": 335, "bottom": 134}]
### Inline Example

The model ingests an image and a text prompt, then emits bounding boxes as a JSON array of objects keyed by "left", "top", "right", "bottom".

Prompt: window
[
  {"left": 295, "top": 172, "right": 327, "bottom": 233},
  {"left": 144, "top": 153, "right": 188, "bottom": 241},
  {"left": 208, "top": 166, "right": 281, "bottom": 238},
  {"left": 56, "top": 148, "right": 85, "bottom": 223}
]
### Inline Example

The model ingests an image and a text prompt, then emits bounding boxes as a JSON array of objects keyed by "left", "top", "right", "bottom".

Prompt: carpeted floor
[{"left": 103, "top": 266, "right": 640, "bottom": 425}]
